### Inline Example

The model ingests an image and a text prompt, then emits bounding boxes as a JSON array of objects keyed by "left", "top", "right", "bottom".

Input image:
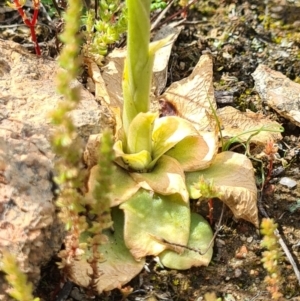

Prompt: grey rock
[
  {"left": 0, "top": 40, "right": 110, "bottom": 299},
  {"left": 279, "top": 177, "right": 297, "bottom": 189}
]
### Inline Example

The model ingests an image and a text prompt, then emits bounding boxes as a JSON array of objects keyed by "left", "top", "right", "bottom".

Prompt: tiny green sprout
[
  {"left": 192, "top": 176, "right": 221, "bottom": 200},
  {"left": 288, "top": 199, "right": 300, "bottom": 213},
  {"left": 82, "top": 0, "right": 127, "bottom": 57},
  {"left": 151, "top": 0, "right": 167, "bottom": 10}
]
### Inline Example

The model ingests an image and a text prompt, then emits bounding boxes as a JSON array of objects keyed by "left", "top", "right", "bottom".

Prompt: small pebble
[
  {"left": 235, "top": 245, "right": 248, "bottom": 259},
  {"left": 279, "top": 177, "right": 297, "bottom": 188},
  {"left": 270, "top": 5, "right": 284, "bottom": 13},
  {"left": 271, "top": 166, "right": 285, "bottom": 177},
  {"left": 247, "top": 236, "right": 253, "bottom": 243},
  {"left": 216, "top": 238, "right": 226, "bottom": 247},
  {"left": 224, "top": 293, "right": 236, "bottom": 301},
  {"left": 179, "top": 62, "right": 185, "bottom": 70},
  {"left": 250, "top": 269, "right": 258, "bottom": 276},
  {"left": 239, "top": 235, "right": 246, "bottom": 242},
  {"left": 234, "top": 268, "right": 242, "bottom": 278},
  {"left": 70, "top": 287, "right": 84, "bottom": 301},
  {"left": 293, "top": 20, "right": 300, "bottom": 28}
]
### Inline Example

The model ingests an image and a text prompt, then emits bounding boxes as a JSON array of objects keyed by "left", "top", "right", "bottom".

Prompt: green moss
[
  {"left": 235, "top": 90, "right": 253, "bottom": 111},
  {"left": 218, "top": 79, "right": 227, "bottom": 86},
  {"left": 195, "top": 2, "right": 216, "bottom": 17},
  {"left": 272, "top": 36, "right": 283, "bottom": 44},
  {"left": 150, "top": 275, "right": 157, "bottom": 281},
  {"left": 294, "top": 77, "right": 300, "bottom": 84},
  {"left": 287, "top": 32, "right": 300, "bottom": 44},
  {"left": 244, "top": 88, "right": 251, "bottom": 95}
]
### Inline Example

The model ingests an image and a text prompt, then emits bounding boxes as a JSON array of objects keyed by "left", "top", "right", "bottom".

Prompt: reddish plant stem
[
  {"left": 154, "top": 0, "right": 198, "bottom": 29},
  {"left": 30, "top": 22, "right": 41, "bottom": 55},
  {"left": 32, "top": 6, "right": 39, "bottom": 25},
  {"left": 12, "top": 0, "right": 41, "bottom": 56},
  {"left": 262, "top": 140, "right": 277, "bottom": 189},
  {"left": 264, "top": 157, "right": 274, "bottom": 187},
  {"left": 208, "top": 198, "right": 214, "bottom": 225}
]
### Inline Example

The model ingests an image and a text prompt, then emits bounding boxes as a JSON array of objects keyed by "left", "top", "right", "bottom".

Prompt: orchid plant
[{"left": 67, "top": 0, "right": 259, "bottom": 293}]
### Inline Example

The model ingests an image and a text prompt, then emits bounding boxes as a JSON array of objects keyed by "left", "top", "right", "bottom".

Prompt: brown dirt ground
[{"left": 2, "top": 0, "right": 300, "bottom": 300}]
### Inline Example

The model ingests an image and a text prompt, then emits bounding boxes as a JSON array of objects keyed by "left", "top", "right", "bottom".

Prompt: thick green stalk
[{"left": 122, "top": 0, "right": 153, "bottom": 136}]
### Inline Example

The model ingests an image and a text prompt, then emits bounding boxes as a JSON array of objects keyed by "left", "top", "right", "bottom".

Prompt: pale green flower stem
[{"left": 122, "top": 0, "right": 153, "bottom": 137}]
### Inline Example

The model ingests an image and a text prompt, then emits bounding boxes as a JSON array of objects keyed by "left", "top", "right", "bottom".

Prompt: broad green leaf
[
  {"left": 130, "top": 155, "right": 189, "bottom": 203},
  {"left": 151, "top": 116, "right": 198, "bottom": 166},
  {"left": 186, "top": 151, "right": 258, "bottom": 227},
  {"left": 67, "top": 208, "right": 145, "bottom": 293},
  {"left": 127, "top": 112, "right": 157, "bottom": 154},
  {"left": 86, "top": 165, "right": 141, "bottom": 207},
  {"left": 121, "top": 150, "right": 152, "bottom": 171},
  {"left": 114, "top": 140, "right": 152, "bottom": 171},
  {"left": 120, "top": 190, "right": 190, "bottom": 259},
  {"left": 165, "top": 131, "right": 218, "bottom": 171},
  {"left": 159, "top": 213, "right": 213, "bottom": 269}
]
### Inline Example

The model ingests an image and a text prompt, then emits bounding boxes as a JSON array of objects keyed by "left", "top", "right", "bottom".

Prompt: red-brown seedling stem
[
  {"left": 263, "top": 140, "right": 277, "bottom": 189},
  {"left": 12, "top": 0, "right": 41, "bottom": 55},
  {"left": 208, "top": 198, "right": 214, "bottom": 225},
  {"left": 265, "top": 157, "right": 274, "bottom": 186},
  {"left": 154, "top": 0, "right": 198, "bottom": 29}
]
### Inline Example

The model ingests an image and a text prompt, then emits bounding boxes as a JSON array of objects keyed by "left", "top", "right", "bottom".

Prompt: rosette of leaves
[
  {"left": 68, "top": 0, "right": 259, "bottom": 293},
  {"left": 110, "top": 109, "right": 218, "bottom": 258}
]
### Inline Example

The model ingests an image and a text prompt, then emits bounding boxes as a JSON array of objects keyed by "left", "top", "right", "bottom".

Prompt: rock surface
[
  {"left": 252, "top": 64, "right": 300, "bottom": 127},
  {"left": 0, "top": 39, "right": 109, "bottom": 299}
]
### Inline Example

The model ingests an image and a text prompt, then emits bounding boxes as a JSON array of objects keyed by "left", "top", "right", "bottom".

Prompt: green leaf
[
  {"left": 86, "top": 164, "right": 140, "bottom": 207},
  {"left": 150, "top": 116, "right": 198, "bottom": 167},
  {"left": 185, "top": 151, "right": 258, "bottom": 226},
  {"left": 120, "top": 190, "right": 190, "bottom": 259},
  {"left": 114, "top": 140, "right": 152, "bottom": 171},
  {"left": 122, "top": 150, "right": 152, "bottom": 171},
  {"left": 127, "top": 112, "right": 157, "bottom": 154},
  {"left": 159, "top": 213, "right": 213, "bottom": 270},
  {"left": 67, "top": 208, "right": 145, "bottom": 293},
  {"left": 130, "top": 155, "right": 189, "bottom": 203},
  {"left": 165, "top": 132, "right": 217, "bottom": 171}
]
